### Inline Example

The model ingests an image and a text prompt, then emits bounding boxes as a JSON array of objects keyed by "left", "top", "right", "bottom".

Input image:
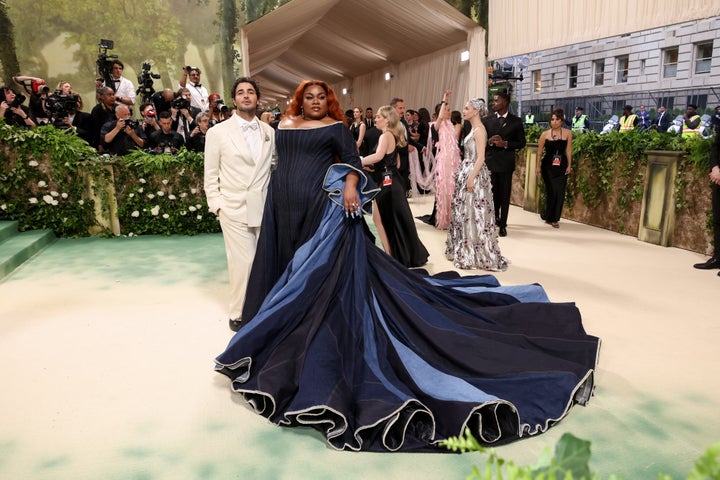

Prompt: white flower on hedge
[
  {"left": 61, "top": 192, "right": 68, "bottom": 199},
  {"left": 137, "top": 187, "right": 144, "bottom": 193},
  {"left": 196, "top": 214, "right": 202, "bottom": 220},
  {"left": 168, "top": 194, "right": 176, "bottom": 200},
  {"left": 28, "top": 160, "right": 39, "bottom": 167},
  {"left": 188, "top": 206, "right": 197, "bottom": 212},
  {"left": 180, "top": 211, "right": 187, "bottom": 216},
  {"left": 162, "top": 213, "right": 169, "bottom": 219},
  {"left": 195, "top": 204, "right": 202, "bottom": 209},
  {"left": 78, "top": 200, "right": 84, "bottom": 205},
  {"left": 162, "top": 179, "right": 169, "bottom": 185},
  {"left": 151, "top": 205, "right": 160, "bottom": 216},
  {"left": 128, "top": 232, "right": 135, "bottom": 237},
  {"left": 147, "top": 193, "right": 155, "bottom": 199},
  {"left": 29, "top": 197, "right": 38, "bottom": 204},
  {"left": 52, "top": 200, "right": 58, "bottom": 206},
  {"left": 128, "top": 193, "right": 135, "bottom": 198},
  {"left": 37, "top": 180, "right": 47, "bottom": 187},
  {"left": 139, "top": 178, "right": 146, "bottom": 184},
  {"left": 190, "top": 188, "right": 197, "bottom": 194},
  {"left": 43, "top": 195, "right": 54, "bottom": 204},
  {"left": 157, "top": 191, "right": 164, "bottom": 197},
  {"left": 50, "top": 191, "right": 59, "bottom": 197},
  {"left": 131, "top": 210, "right": 140, "bottom": 217},
  {"left": 1, "top": 204, "right": 6, "bottom": 211},
  {"left": 180, "top": 192, "right": 188, "bottom": 198}
]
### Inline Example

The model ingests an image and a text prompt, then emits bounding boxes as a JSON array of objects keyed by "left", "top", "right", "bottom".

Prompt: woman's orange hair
[{"left": 285, "top": 80, "right": 346, "bottom": 124}]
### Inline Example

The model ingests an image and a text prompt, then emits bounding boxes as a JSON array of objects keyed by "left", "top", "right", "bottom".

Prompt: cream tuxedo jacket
[{"left": 203, "top": 118, "right": 276, "bottom": 227}]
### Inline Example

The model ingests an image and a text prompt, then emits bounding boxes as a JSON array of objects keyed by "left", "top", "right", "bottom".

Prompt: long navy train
[{"left": 215, "top": 123, "right": 599, "bottom": 452}]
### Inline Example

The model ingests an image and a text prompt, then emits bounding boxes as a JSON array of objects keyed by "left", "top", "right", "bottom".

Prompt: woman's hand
[
  {"left": 466, "top": 174, "right": 476, "bottom": 192},
  {"left": 565, "top": 165, "right": 572, "bottom": 175},
  {"left": 343, "top": 174, "right": 360, "bottom": 218}
]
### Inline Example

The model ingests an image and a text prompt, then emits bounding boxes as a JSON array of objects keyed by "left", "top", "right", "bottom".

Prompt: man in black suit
[
  {"left": 482, "top": 92, "right": 526, "bottom": 237},
  {"left": 693, "top": 114, "right": 720, "bottom": 271},
  {"left": 651, "top": 105, "right": 671, "bottom": 133}
]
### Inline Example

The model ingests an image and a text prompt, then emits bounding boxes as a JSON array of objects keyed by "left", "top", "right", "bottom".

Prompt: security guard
[
  {"left": 617, "top": 105, "right": 639, "bottom": 132},
  {"left": 524, "top": 110, "right": 535, "bottom": 126},
  {"left": 570, "top": 107, "right": 590, "bottom": 133},
  {"left": 681, "top": 104, "right": 702, "bottom": 138}
]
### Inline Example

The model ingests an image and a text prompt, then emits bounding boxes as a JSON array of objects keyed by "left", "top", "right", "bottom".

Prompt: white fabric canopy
[{"left": 242, "top": 0, "right": 483, "bottom": 112}]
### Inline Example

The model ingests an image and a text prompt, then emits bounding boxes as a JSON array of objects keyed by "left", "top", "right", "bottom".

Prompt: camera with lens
[
  {"left": 44, "top": 92, "right": 79, "bottom": 128},
  {"left": 136, "top": 61, "right": 161, "bottom": 103},
  {"left": 96, "top": 38, "right": 118, "bottom": 86},
  {"left": 7, "top": 93, "right": 27, "bottom": 109},
  {"left": 123, "top": 118, "right": 140, "bottom": 130},
  {"left": 172, "top": 97, "right": 190, "bottom": 110}
]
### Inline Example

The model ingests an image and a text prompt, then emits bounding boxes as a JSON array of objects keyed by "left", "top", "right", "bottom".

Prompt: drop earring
[{"left": 301, "top": 106, "right": 305, "bottom": 119}]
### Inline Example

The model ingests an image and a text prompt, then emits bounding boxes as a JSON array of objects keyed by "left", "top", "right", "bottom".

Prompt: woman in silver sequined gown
[{"left": 446, "top": 98, "right": 509, "bottom": 271}]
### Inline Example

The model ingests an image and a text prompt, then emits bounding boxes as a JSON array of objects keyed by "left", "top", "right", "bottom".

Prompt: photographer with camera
[
  {"left": 105, "top": 60, "right": 136, "bottom": 109},
  {"left": 171, "top": 87, "right": 198, "bottom": 141},
  {"left": 100, "top": 104, "right": 145, "bottom": 155},
  {"left": 45, "top": 81, "right": 85, "bottom": 131},
  {"left": 0, "top": 86, "right": 36, "bottom": 128},
  {"left": 187, "top": 111, "right": 210, "bottom": 152},
  {"left": 12, "top": 75, "right": 51, "bottom": 124},
  {"left": 139, "top": 102, "right": 161, "bottom": 138},
  {"left": 207, "top": 93, "right": 227, "bottom": 126},
  {"left": 148, "top": 111, "right": 185, "bottom": 154},
  {"left": 151, "top": 88, "right": 175, "bottom": 115},
  {"left": 179, "top": 66, "right": 209, "bottom": 112},
  {"left": 90, "top": 87, "right": 118, "bottom": 151}
]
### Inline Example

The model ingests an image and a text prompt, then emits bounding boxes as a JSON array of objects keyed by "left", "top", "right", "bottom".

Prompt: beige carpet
[{"left": 1, "top": 197, "right": 718, "bottom": 479}]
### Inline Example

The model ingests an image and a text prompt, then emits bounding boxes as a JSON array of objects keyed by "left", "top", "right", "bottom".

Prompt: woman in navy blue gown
[{"left": 215, "top": 80, "right": 600, "bottom": 452}]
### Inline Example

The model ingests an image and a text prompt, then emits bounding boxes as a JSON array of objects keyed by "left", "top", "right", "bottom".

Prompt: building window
[
  {"left": 593, "top": 60, "right": 605, "bottom": 86},
  {"left": 616, "top": 56, "right": 629, "bottom": 83},
  {"left": 663, "top": 48, "right": 678, "bottom": 78},
  {"left": 532, "top": 70, "right": 541, "bottom": 92},
  {"left": 695, "top": 41, "right": 713, "bottom": 74},
  {"left": 551, "top": 73, "right": 556, "bottom": 88},
  {"left": 687, "top": 94, "right": 708, "bottom": 110},
  {"left": 568, "top": 64, "right": 578, "bottom": 88},
  {"left": 656, "top": 96, "right": 675, "bottom": 110}
]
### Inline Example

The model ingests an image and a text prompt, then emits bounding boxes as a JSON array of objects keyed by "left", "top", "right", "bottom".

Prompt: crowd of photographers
[{"left": 0, "top": 62, "right": 233, "bottom": 156}]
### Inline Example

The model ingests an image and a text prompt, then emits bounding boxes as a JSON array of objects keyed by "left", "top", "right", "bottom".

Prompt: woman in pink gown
[{"left": 433, "top": 90, "right": 461, "bottom": 229}]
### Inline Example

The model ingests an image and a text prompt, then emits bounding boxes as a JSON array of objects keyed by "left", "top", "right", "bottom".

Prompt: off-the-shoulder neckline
[{"left": 278, "top": 121, "right": 344, "bottom": 131}]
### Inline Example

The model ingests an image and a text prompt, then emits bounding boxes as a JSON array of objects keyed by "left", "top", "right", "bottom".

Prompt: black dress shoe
[
  {"left": 229, "top": 318, "right": 243, "bottom": 332},
  {"left": 499, "top": 227, "right": 507, "bottom": 237},
  {"left": 693, "top": 257, "right": 720, "bottom": 269}
]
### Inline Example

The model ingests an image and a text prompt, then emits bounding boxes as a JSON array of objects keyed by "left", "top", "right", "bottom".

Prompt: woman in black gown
[
  {"left": 215, "top": 81, "right": 599, "bottom": 452},
  {"left": 536, "top": 109, "right": 573, "bottom": 228},
  {"left": 361, "top": 105, "right": 428, "bottom": 268}
]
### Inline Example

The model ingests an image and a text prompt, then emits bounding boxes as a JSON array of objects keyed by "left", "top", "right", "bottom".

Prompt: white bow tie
[{"left": 241, "top": 122, "right": 258, "bottom": 131}]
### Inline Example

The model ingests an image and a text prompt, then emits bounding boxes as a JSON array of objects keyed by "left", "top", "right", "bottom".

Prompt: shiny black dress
[
  {"left": 374, "top": 148, "right": 429, "bottom": 268},
  {"left": 216, "top": 122, "right": 599, "bottom": 452},
  {"left": 540, "top": 137, "right": 569, "bottom": 224}
]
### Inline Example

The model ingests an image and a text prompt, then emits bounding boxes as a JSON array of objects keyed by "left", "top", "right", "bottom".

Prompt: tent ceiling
[{"left": 243, "top": 0, "right": 478, "bottom": 102}]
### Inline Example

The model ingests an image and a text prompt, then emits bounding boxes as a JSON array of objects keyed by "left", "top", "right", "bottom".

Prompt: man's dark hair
[
  {"left": 390, "top": 97, "right": 403, "bottom": 107},
  {"left": 111, "top": 59, "right": 124, "bottom": 70},
  {"left": 158, "top": 111, "right": 172, "bottom": 119},
  {"left": 496, "top": 92, "right": 511, "bottom": 104},
  {"left": 232, "top": 77, "right": 261, "bottom": 99}
]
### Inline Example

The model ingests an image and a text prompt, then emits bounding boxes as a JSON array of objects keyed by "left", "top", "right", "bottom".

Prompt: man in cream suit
[{"left": 204, "top": 77, "right": 276, "bottom": 331}]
